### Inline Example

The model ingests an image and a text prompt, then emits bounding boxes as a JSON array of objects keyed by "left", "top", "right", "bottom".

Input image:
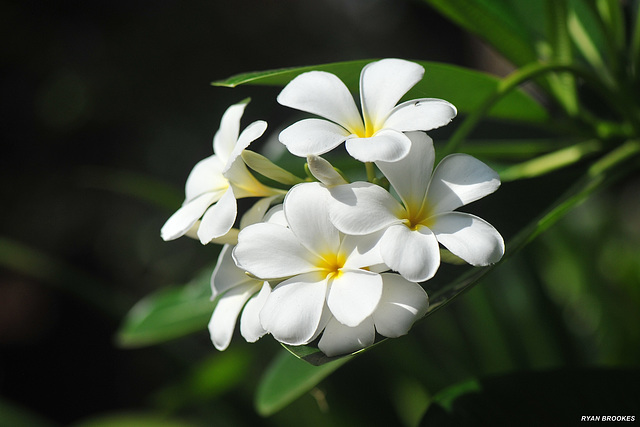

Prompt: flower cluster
[{"left": 162, "top": 59, "right": 504, "bottom": 357}]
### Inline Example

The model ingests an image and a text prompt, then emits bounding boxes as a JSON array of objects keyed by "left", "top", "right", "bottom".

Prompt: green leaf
[
  {"left": 213, "top": 60, "right": 549, "bottom": 124},
  {"left": 116, "top": 268, "right": 213, "bottom": 348},
  {"left": 420, "top": 0, "right": 540, "bottom": 66},
  {"left": 0, "top": 397, "right": 57, "bottom": 427},
  {"left": 255, "top": 350, "right": 351, "bottom": 416}
]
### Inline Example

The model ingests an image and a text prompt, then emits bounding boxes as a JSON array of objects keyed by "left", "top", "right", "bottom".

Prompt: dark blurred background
[{"left": 2, "top": 1, "right": 639, "bottom": 426}]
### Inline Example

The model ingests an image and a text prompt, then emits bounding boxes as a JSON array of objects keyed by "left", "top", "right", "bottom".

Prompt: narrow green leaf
[
  {"left": 420, "top": 0, "right": 539, "bottom": 66},
  {"left": 71, "top": 413, "right": 201, "bottom": 427},
  {"left": 213, "top": 60, "right": 549, "bottom": 124},
  {"left": 116, "top": 268, "right": 213, "bottom": 348},
  {"left": 241, "top": 150, "right": 304, "bottom": 185},
  {"left": 255, "top": 350, "right": 351, "bottom": 416}
]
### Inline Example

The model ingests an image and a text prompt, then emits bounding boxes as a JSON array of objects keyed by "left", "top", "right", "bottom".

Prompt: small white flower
[
  {"left": 277, "top": 58, "right": 457, "bottom": 163},
  {"left": 161, "top": 100, "right": 284, "bottom": 244},
  {"left": 329, "top": 131, "right": 505, "bottom": 282},
  {"left": 233, "top": 182, "right": 428, "bottom": 356}
]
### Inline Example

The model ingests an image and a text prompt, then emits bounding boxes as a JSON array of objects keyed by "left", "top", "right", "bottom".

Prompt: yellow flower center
[
  {"left": 317, "top": 252, "right": 346, "bottom": 280},
  {"left": 401, "top": 201, "right": 435, "bottom": 231}
]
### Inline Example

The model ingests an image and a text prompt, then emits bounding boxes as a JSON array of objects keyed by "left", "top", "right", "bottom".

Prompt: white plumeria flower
[
  {"left": 161, "top": 100, "right": 284, "bottom": 244},
  {"left": 207, "top": 203, "right": 286, "bottom": 350},
  {"left": 277, "top": 58, "right": 457, "bottom": 163},
  {"left": 329, "top": 131, "right": 505, "bottom": 283},
  {"left": 233, "top": 182, "right": 428, "bottom": 356}
]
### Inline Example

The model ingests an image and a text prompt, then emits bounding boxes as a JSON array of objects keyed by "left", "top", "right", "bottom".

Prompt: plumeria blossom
[
  {"left": 207, "top": 203, "right": 287, "bottom": 350},
  {"left": 161, "top": 100, "right": 284, "bottom": 245},
  {"left": 329, "top": 131, "right": 505, "bottom": 283},
  {"left": 233, "top": 182, "right": 429, "bottom": 356},
  {"left": 277, "top": 58, "right": 457, "bottom": 163}
]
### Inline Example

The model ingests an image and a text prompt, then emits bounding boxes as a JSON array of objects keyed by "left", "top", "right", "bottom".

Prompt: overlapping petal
[
  {"left": 240, "top": 282, "right": 271, "bottom": 343},
  {"left": 327, "top": 269, "right": 383, "bottom": 327},
  {"left": 224, "top": 120, "right": 268, "bottom": 174},
  {"left": 379, "top": 224, "right": 440, "bottom": 282},
  {"left": 259, "top": 272, "right": 329, "bottom": 346},
  {"left": 383, "top": 98, "right": 457, "bottom": 132},
  {"left": 208, "top": 281, "right": 261, "bottom": 351},
  {"left": 427, "top": 153, "right": 501, "bottom": 214},
  {"left": 184, "top": 155, "right": 227, "bottom": 202},
  {"left": 198, "top": 186, "right": 238, "bottom": 244},
  {"left": 345, "top": 129, "right": 411, "bottom": 162},
  {"left": 372, "top": 273, "right": 429, "bottom": 337},
  {"left": 431, "top": 212, "right": 504, "bottom": 266},
  {"left": 234, "top": 223, "right": 318, "bottom": 279},
  {"left": 161, "top": 191, "right": 221, "bottom": 241},
  {"left": 360, "top": 58, "right": 424, "bottom": 130},
  {"left": 318, "top": 316, "right": 375, "bottom": 357},
  {"left": 211, "top": 244, "right": 254, "bottom": 299},
  {"left": 329, "top": 182, "right": 404, "bottom": 235},
  {"left": 279, "top": 118, "right": 352, "bottom": 157},
  {"left": 213, "top": 101, "right": 247, "bottom": 161},
  {"left": 277, "top": 71, "right": 364, "bottom": 132},
  {"left": 284, "top": 183, "right": 340, "bottom": 256},
  {"left": 376, "top": 131, "right": 434, "bottom": 212}
]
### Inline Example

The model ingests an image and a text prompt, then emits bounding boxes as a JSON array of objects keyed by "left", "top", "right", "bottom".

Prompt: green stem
[
  {"left": 441, "top": 62, "right": 622, "bottom": 157},
  {"left": 365, "top": 162, "right": 377, "bottom": 183}
]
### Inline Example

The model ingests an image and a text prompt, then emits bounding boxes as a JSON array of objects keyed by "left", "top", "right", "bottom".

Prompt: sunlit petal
[
  {"left": 211, "top": 244, "right": 255, "bottom": 299},
  {"left": 376, "top": 131, "right": 434, "bottom": 213},
  {"left": 185, "top": 155, "right": 227, "bottom": 202},
  {"left": 373, "top": 273, "right": 429, "bottom": 337},
  {"left": 259, "top": 272, "right": 328, "bottom": 346},
  {"left": 431, "top": 212, "right": 504, "bottom": 266},
  {"left": 427, "top": 154, "right": 501, "bottom": 214},
  {"left": 277, "top": 71, "right": 364, "bottom": 132},
  {"left": 234, "top": 223, "right": 318, "bottom": 279},
  {"left": 339, "top": 232, "right": 385, "bottom": 270},
  {"left": 345, "top": 129, "right": 411, "bottom": 162},
  {"left": 208, "top": 281, "right": 261, "bottom": 351},
  {"left": 239, "top": 194, "right": 283, "bottom": 229},
  {"left": 307, "top": 155, "right": 348, "bottom": 187},
  {"left": 329, "top": 182, "right": 404, "bottom": 235},
  {"left": 284, "top": 183, "right": 340, "bottom": 256},
  {"left": 161, "top": 191, "right": 220, "bottom": 241},
  {"left": 224, "top": 120, "right": 268, "bottom": 173},
  {"left": 240, "top": 281, "right": 271, "bottom": 343},
  {"left": 318, "top": 316, "right": 375, "bottom": 357},
  {"left": 360, "top": 58, "right": 424, "bottom": 130},
  {"left": 380, "top": 224, "right": 440, "bottom": 282},
  {"left": 279, "top": 118, "right": 352, "bottom": 157},
  {"left": 198, "top": 187, "right": 237, "bottom": 244},
  {"left": 383, "top": 98, "right": 457, "bottom": 131},
  {"left": 327, "top": 269, "right": 383, "bottom": 327},
  {"left": 213, "top": 101, "right": 248, "bottom": 161}
]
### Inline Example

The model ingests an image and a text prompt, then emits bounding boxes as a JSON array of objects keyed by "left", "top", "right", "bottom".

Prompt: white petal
[
  {"left": 318, "top": 316, "right": 375, "bottom": 357},
  {"left": 380, "top": 224, "right": 440, "bottom": 282},
  {"left": 259, "top": 272, "right": 328, "bottom": 346},
  {"left": 161, "top": 192, "right": 220, "bottom": 241},
  {"left": 240, "top": 281, "right": 271, "bottom": 343},
  {"left": 431, "top": 212, "right": 504, "bottom": 266},
  {"left": 383, "top": 98, "right": 457, "bottom": 132},
  {"left": 360, "top": 59, "right": 424, "bottom": 130},
  {"left": 213, "top": 101, "right": 248, "bottom": 162},
  {"left": 345, "top": 129, "right": 411, "bottom": 162},
  {"left": 329, "top": 182, "right": 404, "bottom": 235},
  {"left": 372, "top": 273, "right": 429, "bottom": 338},
  {"left": 277, "top": 71, "right": 364, "bottom": 133},
  {"left": 208, "top": 281, "right": 261, "bottom": 351},
  {"left": 339, "top": 232, "right": 385, "bottom": 270},
  {"left": 211, "top": 244, "right": 257, "bottom": 299},
  {"left": 185, "top": 155, "right": 227, "bottom": 202},
  {"left": 198, "top": 187, "right": 237, "bottom": 244},
  {"left": 233, "top": 223, "right": 318, "bottom": 279},
  {"left": 327, "top": 269, "right": 383, "bottom": 327},
  {"left": 239, "top": 195, "right": 283, "bottom": 229},
  {"left": 263, "top": 204, "right": 286, "bottom": 226},
  {"left": 307, "top": 155, "right": 348, "bottom": 187},
  {"left": 279, "top": 118, "right": 352, "bottom": 157},
  {"left": 376, "top": 131, "right": 434, "bottom": 213},
  {"left": 223, "top": 120, "right": 268, "bottom": 174},
  {"left": 284, "top": 183, "right": 340, "bottom": 256},
  {"left": 427, "top": 154, "right": 501, "bottom": 214}
]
